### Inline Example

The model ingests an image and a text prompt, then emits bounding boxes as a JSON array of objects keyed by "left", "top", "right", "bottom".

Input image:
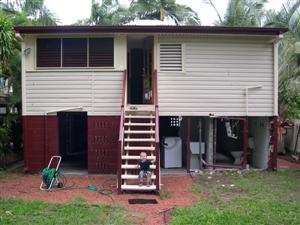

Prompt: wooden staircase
[{"left": 117, "top": 71, "right": 160, "bottom": 193}]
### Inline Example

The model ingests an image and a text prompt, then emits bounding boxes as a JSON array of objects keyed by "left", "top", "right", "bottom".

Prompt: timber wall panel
[
  {"left": 24, "top": 71, "right": 123, "bottom": 116},
  {"left": 88, "top": 116, "right": 119, "bottom": 174},
  {"left": 23, "top": 116, "right": 58, "bottom": 173},
  {"left": 45, "top": 116, "right": 59, "bottom": 164},
  {"left": 23, "top": 116, "right": 45, "bottom": 173},
  {"left": 23, "top": 116, "right": 119, "bottom": 174},
  {"left": 157, "top": 36, "right": 274, "bottom": 116}
]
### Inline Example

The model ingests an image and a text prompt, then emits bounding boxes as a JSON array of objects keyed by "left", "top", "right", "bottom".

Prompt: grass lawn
[
  {"left": 171, "top": 170, "right": 300, "bottom": 225},
  {"left": 0, "top": 197, "right": 132, "bottom": 225}
]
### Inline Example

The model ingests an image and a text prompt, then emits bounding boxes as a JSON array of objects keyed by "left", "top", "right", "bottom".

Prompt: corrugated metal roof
[{"left": 15, "top": 25, "right": 288, "bottom": 35}]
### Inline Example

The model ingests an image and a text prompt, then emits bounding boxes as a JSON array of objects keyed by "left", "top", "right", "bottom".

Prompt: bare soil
[{"left": 0, "top": 174, "right": 196, "bottom": 225}]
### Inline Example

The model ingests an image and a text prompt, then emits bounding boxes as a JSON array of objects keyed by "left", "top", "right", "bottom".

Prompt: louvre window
[
  {"left": 37, "top": 38, "right": 61, "bottom": 67},
  {"left": 62, "top": 38, "right": 87, "bottom": 67},
  {"left": 89, "top": 38, "right": 114, "bottom": 67},
  {"left": 36, "top": 38, "right": 114, "bottom": 68},
  {"left": 159, "top": 44, "right": 182, "bottom": 71}
]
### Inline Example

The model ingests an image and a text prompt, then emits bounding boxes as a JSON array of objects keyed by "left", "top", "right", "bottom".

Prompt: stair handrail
[
  {"left": 152, "top": 69, "right": 160, "bottom": 191},
  {"left": 119, "top": 70, "right": 127, "bottom": 141},
  {"left": 152, "top": 70, "right": 159, "bottom": 142},
  {"left": 118, "top": 70, "right": 127, "bottom": 194}
]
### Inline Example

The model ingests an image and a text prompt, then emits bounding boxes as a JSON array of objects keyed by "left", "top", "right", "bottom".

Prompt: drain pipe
[
  {"left": 43, "top": 106, "right": 83, "bottom": 167},
  {"left": 245, "top": 85, "right": 263, "bottom": 116}
]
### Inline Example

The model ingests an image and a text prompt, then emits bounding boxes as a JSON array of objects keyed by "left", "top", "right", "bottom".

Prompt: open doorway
[
  {"left": 58, "top": 112, "right": 87, "bottom": 174},
  {"left": 215, "top": 118, "right": 244, "bottom": 165},
  {"left": 127, "top": 35, "right": 153, "bottom": 104}
]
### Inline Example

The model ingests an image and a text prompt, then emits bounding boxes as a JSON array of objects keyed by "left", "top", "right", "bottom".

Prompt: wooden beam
[{"left": 186, "top": 117, "right": 191, "bottom": 172}]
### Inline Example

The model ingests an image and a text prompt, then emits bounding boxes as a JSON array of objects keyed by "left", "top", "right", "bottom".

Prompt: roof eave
[{"left": 14, "top": 25, "right": 289, "bottom": 36}]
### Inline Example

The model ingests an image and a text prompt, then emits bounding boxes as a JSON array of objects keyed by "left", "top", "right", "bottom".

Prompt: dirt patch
[
  {"left": 278, "top": 157, "right": 300, "bottom": 169},
  {"left": 0, "top": 174, "right": 196, "bottom": 225}
]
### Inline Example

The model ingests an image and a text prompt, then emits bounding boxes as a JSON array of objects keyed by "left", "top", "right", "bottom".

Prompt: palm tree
[
  {"left": 87, "top": 0, "right": 200, "bottom": 25},
  {"left": 0, "top": 0, "right": 57, "bottom": 25},
  {"left": 0, "top": 16, "right": 15, "bottom": 68},
  {"left": 265, "top": 0, "right": 300, "bottom": 118},
  {"left": 88, "top": 0, "right": 128, "bottom": 25},
  {"left": 0, "top": 16, "right": 16, "bottom": 167},
  {"left": 0, "top": 0, "right": 58, "bottom": 165},
  {"left": 126, "top": 0, "right": 200, "bottom": 25},
  {"left": 204, "top": 0, "right": 267, "bottom": 26}
]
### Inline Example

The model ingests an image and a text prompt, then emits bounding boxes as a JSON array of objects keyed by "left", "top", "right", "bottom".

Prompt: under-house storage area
[
  {"left": 58, "top": 112, "right": 88, "bottom": 172},
  {"left": 188, "top": 117, "right": 273, "bottom": 170},
  {"left": 159, "top": 116, "right": 273, "bottom": 171}
]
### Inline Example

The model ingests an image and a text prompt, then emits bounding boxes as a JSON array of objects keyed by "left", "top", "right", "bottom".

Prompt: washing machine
[{"left": 161, "top": 137, "right": 182, "bottom": 168}]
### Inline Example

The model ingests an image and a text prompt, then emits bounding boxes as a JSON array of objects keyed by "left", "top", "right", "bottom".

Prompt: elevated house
[{"left": 15, "top": 25, "right": 287, "bottom": 193}]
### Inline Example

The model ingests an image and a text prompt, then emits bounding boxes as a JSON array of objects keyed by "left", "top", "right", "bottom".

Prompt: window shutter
[
  {"left": 62, "top": 38, "right": 87, "bottom": 67},
  {"left": 159, "top": 44, "right": 182, "bottom": 71},
  {"left": 89, "top": 38, "right": 114, "bottom": 67},
  {"left": 37, "top": 38, "right": 61, "bottom": 67}
]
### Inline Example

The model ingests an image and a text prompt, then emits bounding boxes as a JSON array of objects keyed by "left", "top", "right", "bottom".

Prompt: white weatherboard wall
[
  {"left": 25, "top": 71, "right": 123, "bottom": 115},
  {"left": 157, "top": 36, "right": 275, "bottom": 117},
  {"left": 22, "top": 34, "right": 126, "bottom": 116}
]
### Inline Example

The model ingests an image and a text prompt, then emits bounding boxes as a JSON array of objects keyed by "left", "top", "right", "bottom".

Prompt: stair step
[
  {"left": 121, "top": 184, "right": 156, "bottom": 191},
  {"left": 124, "top": 146, "right": 155, "bottom": 151},
  {"left": 122, "top": 165, "right": 156, "bottom": 169},
  {"left": 122, "top": 155, "right": 156, "bottom": 160},
  {"left": 124, "top": 130, "right": 155, "bottom": 134},
  {"left": 126, "top": 105, "right": 154, "bottom": 111},
  {"left": 125, "top": 115, "right": 155, "bottom": 119},
  {"left": 121, "top": 174, "right": 156, "bottom": 179},
  {"left": 125, "top": 123, "right": 155, "bottom": 126},
  {"left": 125, "top": 138, "right": 155, "bottom": 142}
]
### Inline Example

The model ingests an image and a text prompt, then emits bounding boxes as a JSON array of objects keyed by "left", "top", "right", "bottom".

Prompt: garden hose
[
  {"left": 43, "top": 173, "right": 116, "bottom": 205},
  {"left": 41, "top": 168, "right": 59, "bottom": 188}
]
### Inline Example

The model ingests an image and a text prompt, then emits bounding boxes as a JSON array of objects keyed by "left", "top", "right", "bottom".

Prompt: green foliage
[
  {"left": 204, "top": 0, "right": 267, "bottom": 26},
  {"left": 206, "top": 0, "right": 300, "bottom": 118},
  {"left": 171, "top": 198, "right": 300, "bottom": 225},
  {"left": 71, "top": 195, "right": 88, "bottom": 205},
  {"left": 282, "top": 87, "right": 300, "bottom": 118},
  {"left": 0, "top": 16, "right": 16, "bottom": 163},
  {"left": 84, "top": 0, "right": 200, "bottom": 25},
  {"left": 222, "top": 0, "right": 267, "bottom": 26},
  {"left": 0, "top": 198, "right": 132, "bottom": 225},
  {"left": 190, "top": 183, "right": 204, "bottom": 193},
  {"left": 0, "top": 16, "right": 15, "bottom": 66},
  {"left": 89, "top": 0, "right": 128, "bottom": 25},
  {"left": 0, "top": 127, "right": 10, "bottom": 156},
  {"left": 265, "top": 0, "right": 300, "bottom": 118},
  {"left": 171, "top": 170, "right": 300, "bottom": 225},
  {"left": 0, "top": 0, "right": 58, "bottom": 25},
  {"left": 0, "top": 0, "right": 58, "bottom": 164},
  {"left": 127, "top": 0, "right": 200, "bottom": 25}
]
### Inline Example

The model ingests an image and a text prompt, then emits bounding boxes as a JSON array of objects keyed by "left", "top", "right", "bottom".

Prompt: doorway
[
  {"left": 130, "top": 48, "right": 143, "bottom": 104},
  {"left": 127, "top": 36, "right": 153, "bottom": 104},
  {"left": 58, "top": 111, "right": 87, "bottom": 172}
]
